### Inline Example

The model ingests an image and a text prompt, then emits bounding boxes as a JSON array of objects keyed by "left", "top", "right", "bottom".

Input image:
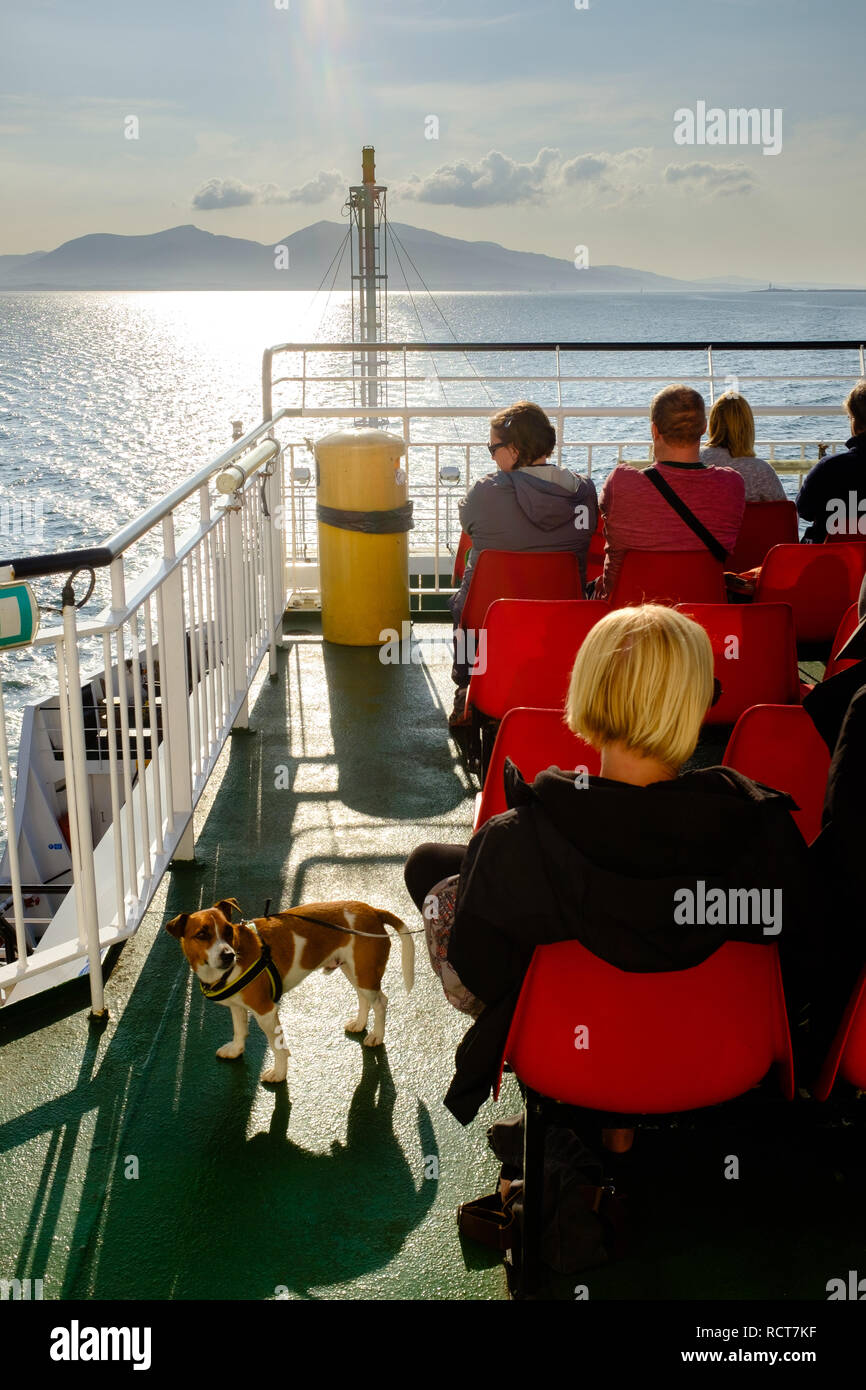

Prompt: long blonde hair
[{"left": 707, "top": 392, "right": 756, "bottom": 458}]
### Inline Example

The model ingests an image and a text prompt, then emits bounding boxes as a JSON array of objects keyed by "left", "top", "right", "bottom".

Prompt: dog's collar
[{"left": 199, "top": 924, "right": 283, "bottom": 1004}]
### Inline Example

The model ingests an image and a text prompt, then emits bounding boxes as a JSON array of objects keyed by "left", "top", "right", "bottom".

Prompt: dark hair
[
  {"left": 650, "top": 384, "right": 707, "bottom": 447},
  {"left": 845, "top": 379, "right": 866, "bottom": 434},
  {"left": 490, "top": 401, "right": 556, "bottom": 468}
]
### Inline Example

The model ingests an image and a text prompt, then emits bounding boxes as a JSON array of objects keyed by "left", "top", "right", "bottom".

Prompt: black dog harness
[{"left": 199, "top": 926, "right": 283, "bottom": 1004}]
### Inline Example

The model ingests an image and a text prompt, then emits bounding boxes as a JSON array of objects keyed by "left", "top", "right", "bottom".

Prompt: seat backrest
[
  {"left": 499, "top": 938, "right": 793, "bottom": 1111},
  {"left": 585, "top": 512, "right": 606, "bottom": 584},
  {"left": 451, "top": 529, "right": 472, "bottom": 586},
  {"left": 609, "top": 549, "right": 726, "bottom": 608},
  {"left": 475, "top": 707, "right": 601, "bottom": 828},
  {"left": 721, "top": 703, "right": 831, "bottom": 844},
  {"left": 813, "top": 965, "right": 866, "bottom": 1100},
  {"left": 823, "top": 602, "right": 861, "bottom": 680},
  {"left": 754, "top": 542, "right": 866, "bottom": 645},
  {"left": 727, "top": 500, "right": 799, "bottom": 574},
  {"left": 677, "top": 602, "right": 800, "bottom": 726},
  {"left": 459, "top": 549, "right": 583, "bottom": 633},
  {"left": 466, "top": 598, "right": 611, "bottom": 721}
]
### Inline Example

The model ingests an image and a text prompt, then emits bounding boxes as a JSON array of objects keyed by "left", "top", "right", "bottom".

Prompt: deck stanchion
[
  {"left": 0, "top": 672, "right": 29, "bottom": 967},
  {"left": 60, "top": 593, "right": 105, "bottom": 1016},
  {"left": 226, "top": 499, "right": 249, "bottom": 728},
  {"left": 159, "top": 516, "right": 196, "bottom": 861}
]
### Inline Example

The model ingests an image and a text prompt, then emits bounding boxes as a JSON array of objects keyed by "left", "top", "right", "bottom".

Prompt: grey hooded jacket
[{"left": 451, "top": 464, "right": 598, "bottom": 619}]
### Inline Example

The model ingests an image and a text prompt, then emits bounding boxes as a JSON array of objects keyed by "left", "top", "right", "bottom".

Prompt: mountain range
[{"left": 0, "top": 222, "right": 856, "bottom": 292}]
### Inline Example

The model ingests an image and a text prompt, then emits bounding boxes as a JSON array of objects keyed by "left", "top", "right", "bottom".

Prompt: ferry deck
[
  {"left": 2, "top": 334, "right": 866, "bottom": 1306},
  {"left": 2, "top": 605, "right": 866, "bottom": 1302}
]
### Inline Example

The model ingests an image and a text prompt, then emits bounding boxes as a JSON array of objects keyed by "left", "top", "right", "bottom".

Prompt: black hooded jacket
[{"left": 444, "top": 761, "right": 816, "bottom": 1124}]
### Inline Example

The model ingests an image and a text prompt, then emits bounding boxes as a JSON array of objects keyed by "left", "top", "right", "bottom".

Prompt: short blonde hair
[
  {"left": 566, "top": 605, "right": 714, "bottom": 769},
  {"left": 707, "top": 392, "right": 756, "bottom": 458}
]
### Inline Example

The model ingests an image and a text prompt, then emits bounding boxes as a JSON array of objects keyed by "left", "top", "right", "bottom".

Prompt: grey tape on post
[{"left": 316, "top": 502, "right": 415, "bottom": 534}]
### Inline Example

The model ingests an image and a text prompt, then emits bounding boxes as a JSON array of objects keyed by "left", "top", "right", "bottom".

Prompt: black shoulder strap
[{"left": 644, "top": 467, "right": 728, "bottom": 563}]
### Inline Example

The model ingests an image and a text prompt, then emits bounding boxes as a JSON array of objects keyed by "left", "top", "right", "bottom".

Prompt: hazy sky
[{"left": 2, "top": 0, "right": 864, "bottom": 280}]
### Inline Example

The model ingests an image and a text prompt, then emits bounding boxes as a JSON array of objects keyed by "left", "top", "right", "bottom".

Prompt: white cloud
[
  {"left": 192, "top": 170, "right": 345, "bottom": 211},
  {"left": 192, "top": 177, "right": 258, "bottom": 210},
  {"left": 397, "top": 148, "right": 561, "bottom": 207},
  {"left": 662, "top": 160, "right": 755, "bottom": 196},
  {"left": 399, "top": 146, "right": 652, "bottom": 208},
  {"left": 261, "top": 170, "right": 345, "bottom": 205}
]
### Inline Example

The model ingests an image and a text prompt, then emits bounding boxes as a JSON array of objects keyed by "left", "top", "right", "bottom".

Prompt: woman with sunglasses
[{"left": 449, "top": 401, "right": 597, "bottom": 714}]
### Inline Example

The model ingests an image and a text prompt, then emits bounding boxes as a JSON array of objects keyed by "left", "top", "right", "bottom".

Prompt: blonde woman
[
  {"left": 701, "top": 391, "right": 786, "bottom": 502},
  {"left": 405, "top": 604, "right": 814, "bottom": 1124}
]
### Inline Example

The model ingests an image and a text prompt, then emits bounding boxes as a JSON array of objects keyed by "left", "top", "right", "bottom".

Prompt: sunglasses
[{"left": 487, "top": 441, "right": 511, "bottom": 458}]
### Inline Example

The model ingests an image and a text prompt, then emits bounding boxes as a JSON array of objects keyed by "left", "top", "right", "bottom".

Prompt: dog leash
[{"left": 256, "top": 901, "right": 428, "bottom": 939}]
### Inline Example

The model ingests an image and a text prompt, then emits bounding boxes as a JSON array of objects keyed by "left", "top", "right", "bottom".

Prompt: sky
[{"left": 1, "top": 0, "right": 864, "bottom": 281}]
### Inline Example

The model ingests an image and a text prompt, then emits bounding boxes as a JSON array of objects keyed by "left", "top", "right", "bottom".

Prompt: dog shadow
[{"left": 70, "top": 970, "right": 439, "bottom": 1301}]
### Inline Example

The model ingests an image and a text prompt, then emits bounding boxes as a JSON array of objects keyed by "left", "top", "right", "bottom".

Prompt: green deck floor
[{"left": 1, "top": 622, "right": 863, "bottom": 1302}]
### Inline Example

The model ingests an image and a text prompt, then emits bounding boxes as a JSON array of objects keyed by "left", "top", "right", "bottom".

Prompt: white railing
[
  {"left": 263, "top": 339, "right": 864, "bottom": 602},
  {"left": 0, "top": 428, "right": 285, "bottom": 1012}
]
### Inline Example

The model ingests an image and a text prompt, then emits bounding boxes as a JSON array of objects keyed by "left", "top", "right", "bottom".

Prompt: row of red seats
[
  {"left": 457, "top": 499, "right": 855, "bottom": 591},
  {"left": 454, "top": 499, "right": 801, "bottom": 586},
  {"left": 466, "top": 598, "right": 812, "bottom": 730},
  {"left": 474, "top": 702, "right": 832, "bottom": 841},
  {"left": 455, "top": 539, "right": 866, "bottom": 648}
]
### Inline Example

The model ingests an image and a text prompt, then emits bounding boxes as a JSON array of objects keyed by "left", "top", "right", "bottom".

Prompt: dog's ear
[
  {"left": 214, "top": 898, "right": 241, "bottom": 920},
  {"left": 166, "top": 913, "right": 189, "bottom": 939},
  {"left": 221, "top": 919, "right": 235, "bottom": 946}
]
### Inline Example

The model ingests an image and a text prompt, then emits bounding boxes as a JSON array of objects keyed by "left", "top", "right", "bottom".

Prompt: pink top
[{"left": 596, "top": 461, "right": 746, "bottom": 601}]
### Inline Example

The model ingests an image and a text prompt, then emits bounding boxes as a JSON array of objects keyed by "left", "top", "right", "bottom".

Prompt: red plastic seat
[
  {"left": 721, "top": 704, "right": 831, "bottom": 844},
  {"left": 474, "top": 706, "right": 601, "bottom": 829},
  {"left": 458, "top": 549, "right": 584, "bottom": 634},
  {"left": 451, "top": 529, "right": 472, "bottom": 586},
  {"left": 496, "top": 936, "right": 793, "bottom": 1295},
  {"left": 466, "top": 598, "right": 610, "bottom": 722},
  {"left": 497, "top": 938, "right": 794, "bottom": 1112},
  {"left": 727, "top": 500, "right": 798, "bottom": 574},
  {"left": 585, "top": 512, "right": 606, "bottom": 584},
  {"left": 813, "top": 965, "right": 866, "bottom": 1100},
  {"left": 753, "top": 542, "right": 866, "bottom": 646},
  {"left": 676, "top": 602, "right": 800, "bottom": 726},
  {"left": 609, "top": 549, "right": 726, "bottom": 608},
  {"left": 823, "top": 602, "right": 861, "bottom": 680}
]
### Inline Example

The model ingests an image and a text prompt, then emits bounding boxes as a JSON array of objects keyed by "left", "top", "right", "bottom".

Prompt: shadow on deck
[{"left": 0, "top": 618, "right": 507, "bottom": 1301}]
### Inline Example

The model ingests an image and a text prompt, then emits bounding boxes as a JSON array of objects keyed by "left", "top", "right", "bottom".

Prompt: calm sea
[{"left": 0, "top": 287, "right": 864, "bottom": 773}]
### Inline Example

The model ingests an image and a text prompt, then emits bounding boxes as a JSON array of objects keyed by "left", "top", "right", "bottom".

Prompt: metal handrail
[{"left": 0, "top": 417, "right": 291, "bottom": 582}]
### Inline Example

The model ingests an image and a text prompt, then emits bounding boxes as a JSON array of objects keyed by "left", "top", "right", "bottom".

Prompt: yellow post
[{"left": 315, "top": 428, "right": 410, "bottom": 645}]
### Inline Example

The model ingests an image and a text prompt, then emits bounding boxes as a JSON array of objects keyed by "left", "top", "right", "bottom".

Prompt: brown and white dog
[{"left": 165, "top": 898, "right": 414, "bottom": 1083}]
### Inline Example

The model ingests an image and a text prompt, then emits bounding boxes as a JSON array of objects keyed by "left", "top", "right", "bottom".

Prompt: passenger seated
[
  {"left": 406, "top": 604, "right": 816, "bottom": 1124},
  {"left": 449, "top": 401, "right": 597, "bottom": 713},
  {"left": 701, "top": 390, "right": 786, "bottom": 502},
  {"left": 797, "top": 379, "right": 866, "bottom": 541},
  {"left": 594, "top": 385, "right": 745, "bottom": 601}
]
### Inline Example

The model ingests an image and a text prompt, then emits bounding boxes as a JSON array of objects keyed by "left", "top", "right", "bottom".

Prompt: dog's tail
[{"left": 378, "top": 910, "right": 415, "bottom": 993}]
